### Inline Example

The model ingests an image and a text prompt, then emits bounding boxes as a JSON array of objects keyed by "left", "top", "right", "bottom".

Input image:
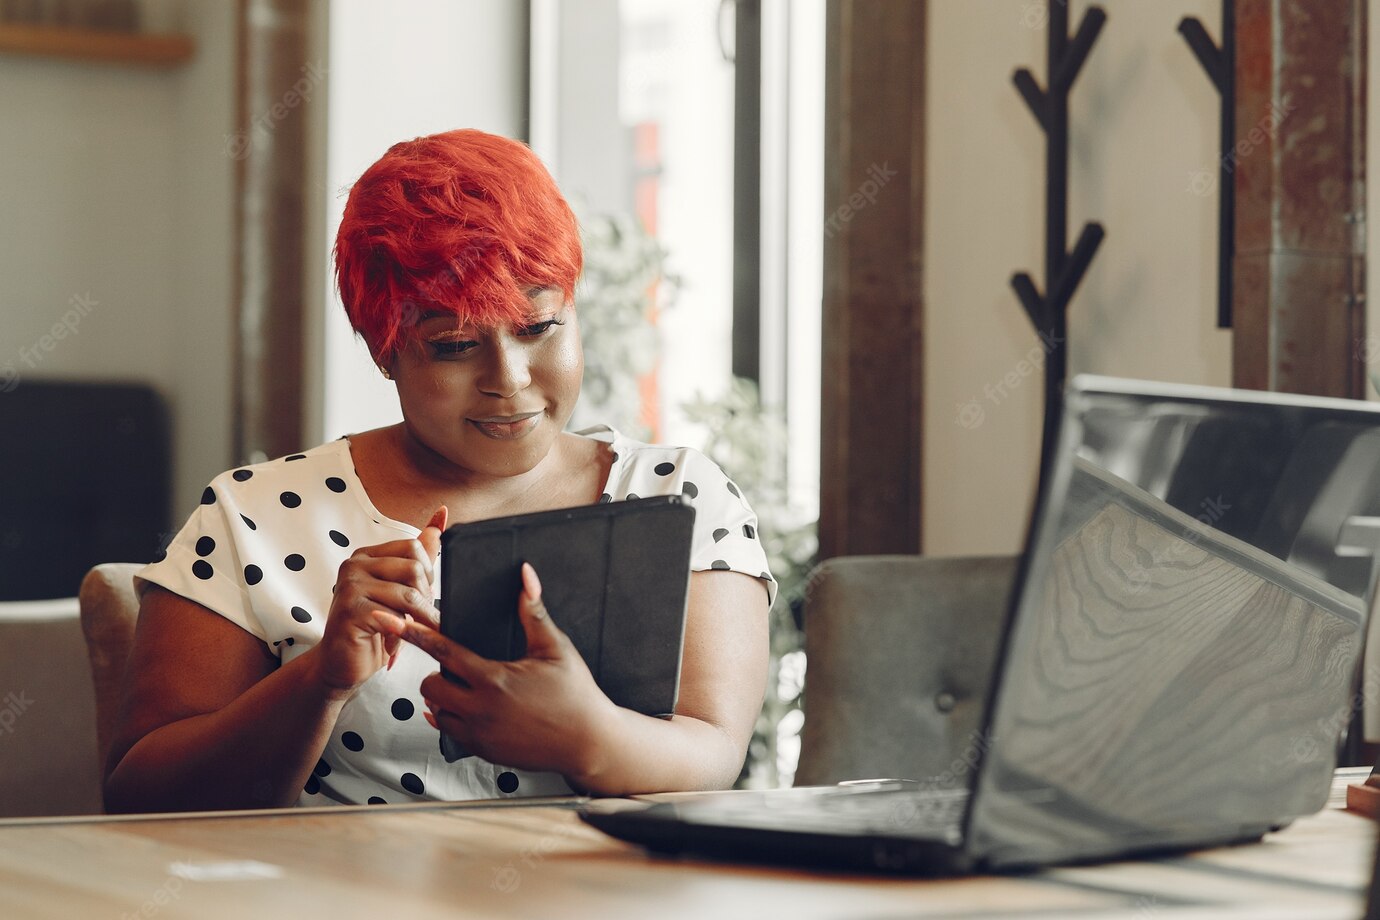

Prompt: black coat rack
[
  {"left": 1179, "top": 0, "right": 1236, "bottom": 329},
  {"left": 1010, "top": 1, "right": 1106, "bottom": 474}
]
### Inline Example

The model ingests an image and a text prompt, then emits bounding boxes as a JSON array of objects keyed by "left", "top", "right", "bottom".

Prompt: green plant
[
  {"left": 682, "top": 378, "right": 818, "bottom": 788},
  {"left": 573, "top": 212, "right": 818, "bottom": 787},
  {"left": 569, "top": 212, "right": 678, "bottom": 439}
]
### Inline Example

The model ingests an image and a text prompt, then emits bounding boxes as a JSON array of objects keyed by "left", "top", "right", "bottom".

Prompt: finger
[
  {"left": 400, "top": 616, "right": 491, "bottom": 682},
  {"left": 421, "top": 674, "right": 476, "bottom": 717},
  {"left": 418, "top": 505, "right": 448, "bottom": 575},
  {"left": 350, "top": 579, "right": 438, "bottom": 627},
  {"left": 351, "top": 539, "right": 434, "bottom": 579},
  {"left": 517, "top": 562, "right": 568, "bottom": 659}
]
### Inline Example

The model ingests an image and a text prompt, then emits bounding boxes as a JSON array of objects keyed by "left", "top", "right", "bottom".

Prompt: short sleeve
[
  {"left": 135, "top": 478, "right": 273, "bottom": 642},
  {"left": 609, "top": 443, "right": 777, "bottom": 609},
  {"left": 681, "top": 452, "right": 776, "bottom": 606}
]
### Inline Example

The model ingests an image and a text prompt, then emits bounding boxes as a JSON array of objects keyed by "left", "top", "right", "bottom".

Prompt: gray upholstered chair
[
  {"left": 0, "top": 596, "right": 103, "bottom": 817},
  {"left": 794, "top": 555, "right": 1017, "bottom": 788},
  {"left": 77, "top": 563, "right": 142, "bottom": 780}
]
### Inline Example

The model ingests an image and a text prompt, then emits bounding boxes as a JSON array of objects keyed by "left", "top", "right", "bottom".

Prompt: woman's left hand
[{"left": 384, "top": 562, "right": 615, "bottom": 780}]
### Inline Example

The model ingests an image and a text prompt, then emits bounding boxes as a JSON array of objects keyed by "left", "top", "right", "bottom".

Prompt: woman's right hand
[{"left": 307, "top": 505, "right": 449, "bottom": 697}]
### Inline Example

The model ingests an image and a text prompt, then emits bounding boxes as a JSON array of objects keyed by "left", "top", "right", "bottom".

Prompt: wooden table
[{"left": 0, "top": 770, "right": 1374, "bottom": 919}]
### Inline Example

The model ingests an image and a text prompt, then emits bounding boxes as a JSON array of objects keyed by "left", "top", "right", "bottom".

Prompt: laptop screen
[{"left": 966, "top": 377, "right": 1378, "bottom": 869}]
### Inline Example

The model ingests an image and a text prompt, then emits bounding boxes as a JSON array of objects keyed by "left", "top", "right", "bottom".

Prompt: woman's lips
[{"left": 468, "top": 412, "right": 541, "bottom": 440}]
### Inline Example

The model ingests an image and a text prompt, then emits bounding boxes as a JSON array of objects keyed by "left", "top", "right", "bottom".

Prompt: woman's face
[{"left": 388, "top": 287, "right": 583, "bottom": 479}]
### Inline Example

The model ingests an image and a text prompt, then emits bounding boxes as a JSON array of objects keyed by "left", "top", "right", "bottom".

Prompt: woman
[{"left": 104, "top": 129, "right": 774, "bottom": 812}]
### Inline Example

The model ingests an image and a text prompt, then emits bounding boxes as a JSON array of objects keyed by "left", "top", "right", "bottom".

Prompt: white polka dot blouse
[{"left": 136, "top": 426, "right": 777, "bottom": 806}]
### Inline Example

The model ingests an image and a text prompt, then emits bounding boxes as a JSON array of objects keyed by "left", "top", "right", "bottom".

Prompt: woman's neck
[{"left": 350, "top": 424, "right": 608, "bottom": 528}]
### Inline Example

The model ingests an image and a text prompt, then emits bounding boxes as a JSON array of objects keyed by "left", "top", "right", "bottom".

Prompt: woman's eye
[
  {"left": 430, "top": 340, "right": 478, "bottom": 356},
  {"left": 517, "top": 319, "right": 562, "bottom": 337}
]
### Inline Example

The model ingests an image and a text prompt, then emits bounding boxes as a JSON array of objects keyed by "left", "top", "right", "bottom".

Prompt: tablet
[{"left": 437, "top": 495, "right": 696, "bottom": 762}]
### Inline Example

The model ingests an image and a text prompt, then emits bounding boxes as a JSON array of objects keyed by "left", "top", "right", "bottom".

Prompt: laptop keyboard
[{"left": 676, "top": 787, "right": 970, "bottom": 841}]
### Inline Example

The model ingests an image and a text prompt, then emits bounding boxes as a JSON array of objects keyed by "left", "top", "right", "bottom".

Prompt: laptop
[{"left": 580, "top": 376, "right": 1380, "bottom": 874}]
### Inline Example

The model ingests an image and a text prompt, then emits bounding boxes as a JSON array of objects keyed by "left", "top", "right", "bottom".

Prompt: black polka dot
[
  {"left": 401, "top": 772, "right": 424, "bottom": 795},
  {"left": 743, "top": 524, "right": 756, "bottom": 539},
  {"left": 598, "top": 493, "right": 612, "bottom": 504},
  {"left": 240, "top": 514, "right": 257, "bottom": 531},
  {"left": 286, "top": 454, "right": 306, "bottom": 461},
  {"left": 201, "top": 486, "right": 216, "bottom": 505},
  {"left": 711, "top": 560, "right": 730, "bottom": 571},
  {"left": 304, "top": 776, "right": 320, "bottom": 795},
  {"left": 314, "top": 758, "right": 332, "bottom": 777},
  {"left": 712, "top": 528, "right": 729, "bottom": 543},
  {"left": 291, "top": 606, "right": 312, "bottom": 623},
  {"left": 682, "top": 482, "right": 698, "bottom": 499},
  {"left": 285, "top": 554, "right": 306, "bottom": 571},
  {"left": 232, "top": 469, "right": 253, "bottom": 482},
  {"left": 244, "top": 564, "right": 263, "bottom": 585},
  {"left": 192, "top": 560, "right": 214, "bottom": 580},
  {"left": 280, "top": 491, "right": 302, "bottom": 508},
  {"left": 627, "top": 493, "right": 640, "bottom": 501},
  {"left": 497, "top": 771, "right": 520, "bottom": 794},
  {"left": 338, "top": 731, "right": 363, "bottom": 753},
  {"left": 726, "top": 482, "right": 740, "bottom": 498},
  {"left": 325, "top": 477, "right": 347, "bottom": 493},
  {"left": 367, "top": 796, "right": 387, "bottom": 805},
  {"left": 285, "top": 637, "right": 295, "bottom": 646},
  {"left": 329, "top": 530, "right": 350, "bottom": 547},
  {"left": 391, "top": 699, "right": 415, "bottom": 721},
  {"left": 195, "top": 535, "right": 215, "bottom": 556},
  {"left": 610, "top": 452, "right": 620, "bottom": 463},
  {"left": 654, "top": 462, "right": 676, "bottom": 476}
]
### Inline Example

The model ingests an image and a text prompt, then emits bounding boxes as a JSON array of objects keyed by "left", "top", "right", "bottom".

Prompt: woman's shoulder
[
  {"left": 201, "top": 439, "right": 353, "bottom": 502},
  {"left": 583, "top": 427, "right": 742, "bottom": 503}
]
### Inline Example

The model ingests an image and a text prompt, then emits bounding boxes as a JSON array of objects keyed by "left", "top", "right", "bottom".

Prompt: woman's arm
[
  {"left": 397, "top": 565, "right": 770, "bottom": 795},
  {"left": 572, "top": 569, "right": 770, "bottom": 792},
  {"left": 103, "top": 586, "right": 349, "bottom": 813},
  {"left": 105, "top": 513, "right": 448, "bottom": 813}
]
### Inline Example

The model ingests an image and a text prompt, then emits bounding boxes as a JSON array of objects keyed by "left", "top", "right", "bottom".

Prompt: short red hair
[{"left": 334, "top": 129, "right": 582, "bottom": 362}]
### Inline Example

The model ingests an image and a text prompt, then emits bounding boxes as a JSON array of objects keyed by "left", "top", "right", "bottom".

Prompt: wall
[
  {"left": 0, "top": 0, "right": 236, "bottom": 529},
  {"left": 923, "top": 0, "right": 1228, "bottom": 556},
  {"left": 314, "top": 0, "right": 529, "bottom": 444}
]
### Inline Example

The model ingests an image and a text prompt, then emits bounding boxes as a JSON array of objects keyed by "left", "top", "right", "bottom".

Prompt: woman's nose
[{"left": 475, "top": 340, "right": 532, "bottom": 398}]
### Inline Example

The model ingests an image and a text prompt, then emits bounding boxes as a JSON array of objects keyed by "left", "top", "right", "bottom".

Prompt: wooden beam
[
  {"left": 819, "top": 0, "right": 926, "bottom": 560},
  {"left": 1232, "top": 0, "right": 1366, "bottom": 398},
  {"left": 232, "top": 0, "right": 311, "bottom": 462}
]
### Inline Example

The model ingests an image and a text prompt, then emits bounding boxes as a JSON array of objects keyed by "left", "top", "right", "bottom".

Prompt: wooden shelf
[{"left": 0, "top": 22, "right": 194, "bottom": 67}]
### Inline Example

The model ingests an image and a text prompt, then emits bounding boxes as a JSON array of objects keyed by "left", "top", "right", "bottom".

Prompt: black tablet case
[{"left": 438, "top": 495, "right": 696, "bottom": 762}]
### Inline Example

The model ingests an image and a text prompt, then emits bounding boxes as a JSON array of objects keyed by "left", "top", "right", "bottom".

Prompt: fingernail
[
  {"left": 521, "top": 562, "right": 542, "bottom": 602},
  {"left": 387, "top": 651, "right": 398, "bottom": 671},
  {"left": 423, "top": 710, "right": 437, "bottom": 729},
  {"left": 427, "top": 506, "right": 447, "bottom": 530}
]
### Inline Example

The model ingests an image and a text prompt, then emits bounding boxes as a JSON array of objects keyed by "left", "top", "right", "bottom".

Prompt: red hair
[{"left": 334, "top": 129, "right": 582, "bottom": 362}]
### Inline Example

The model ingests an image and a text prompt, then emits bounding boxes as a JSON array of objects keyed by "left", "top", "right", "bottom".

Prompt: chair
[
  {"left": 0, "top": 597, "right": 103, "bottom": 816},
  {"left": 794, "top": 555, "right": 1017, "bottom": 787},
  {"left": 77, "top": 563, "right": 143, "bottom": 779}
]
